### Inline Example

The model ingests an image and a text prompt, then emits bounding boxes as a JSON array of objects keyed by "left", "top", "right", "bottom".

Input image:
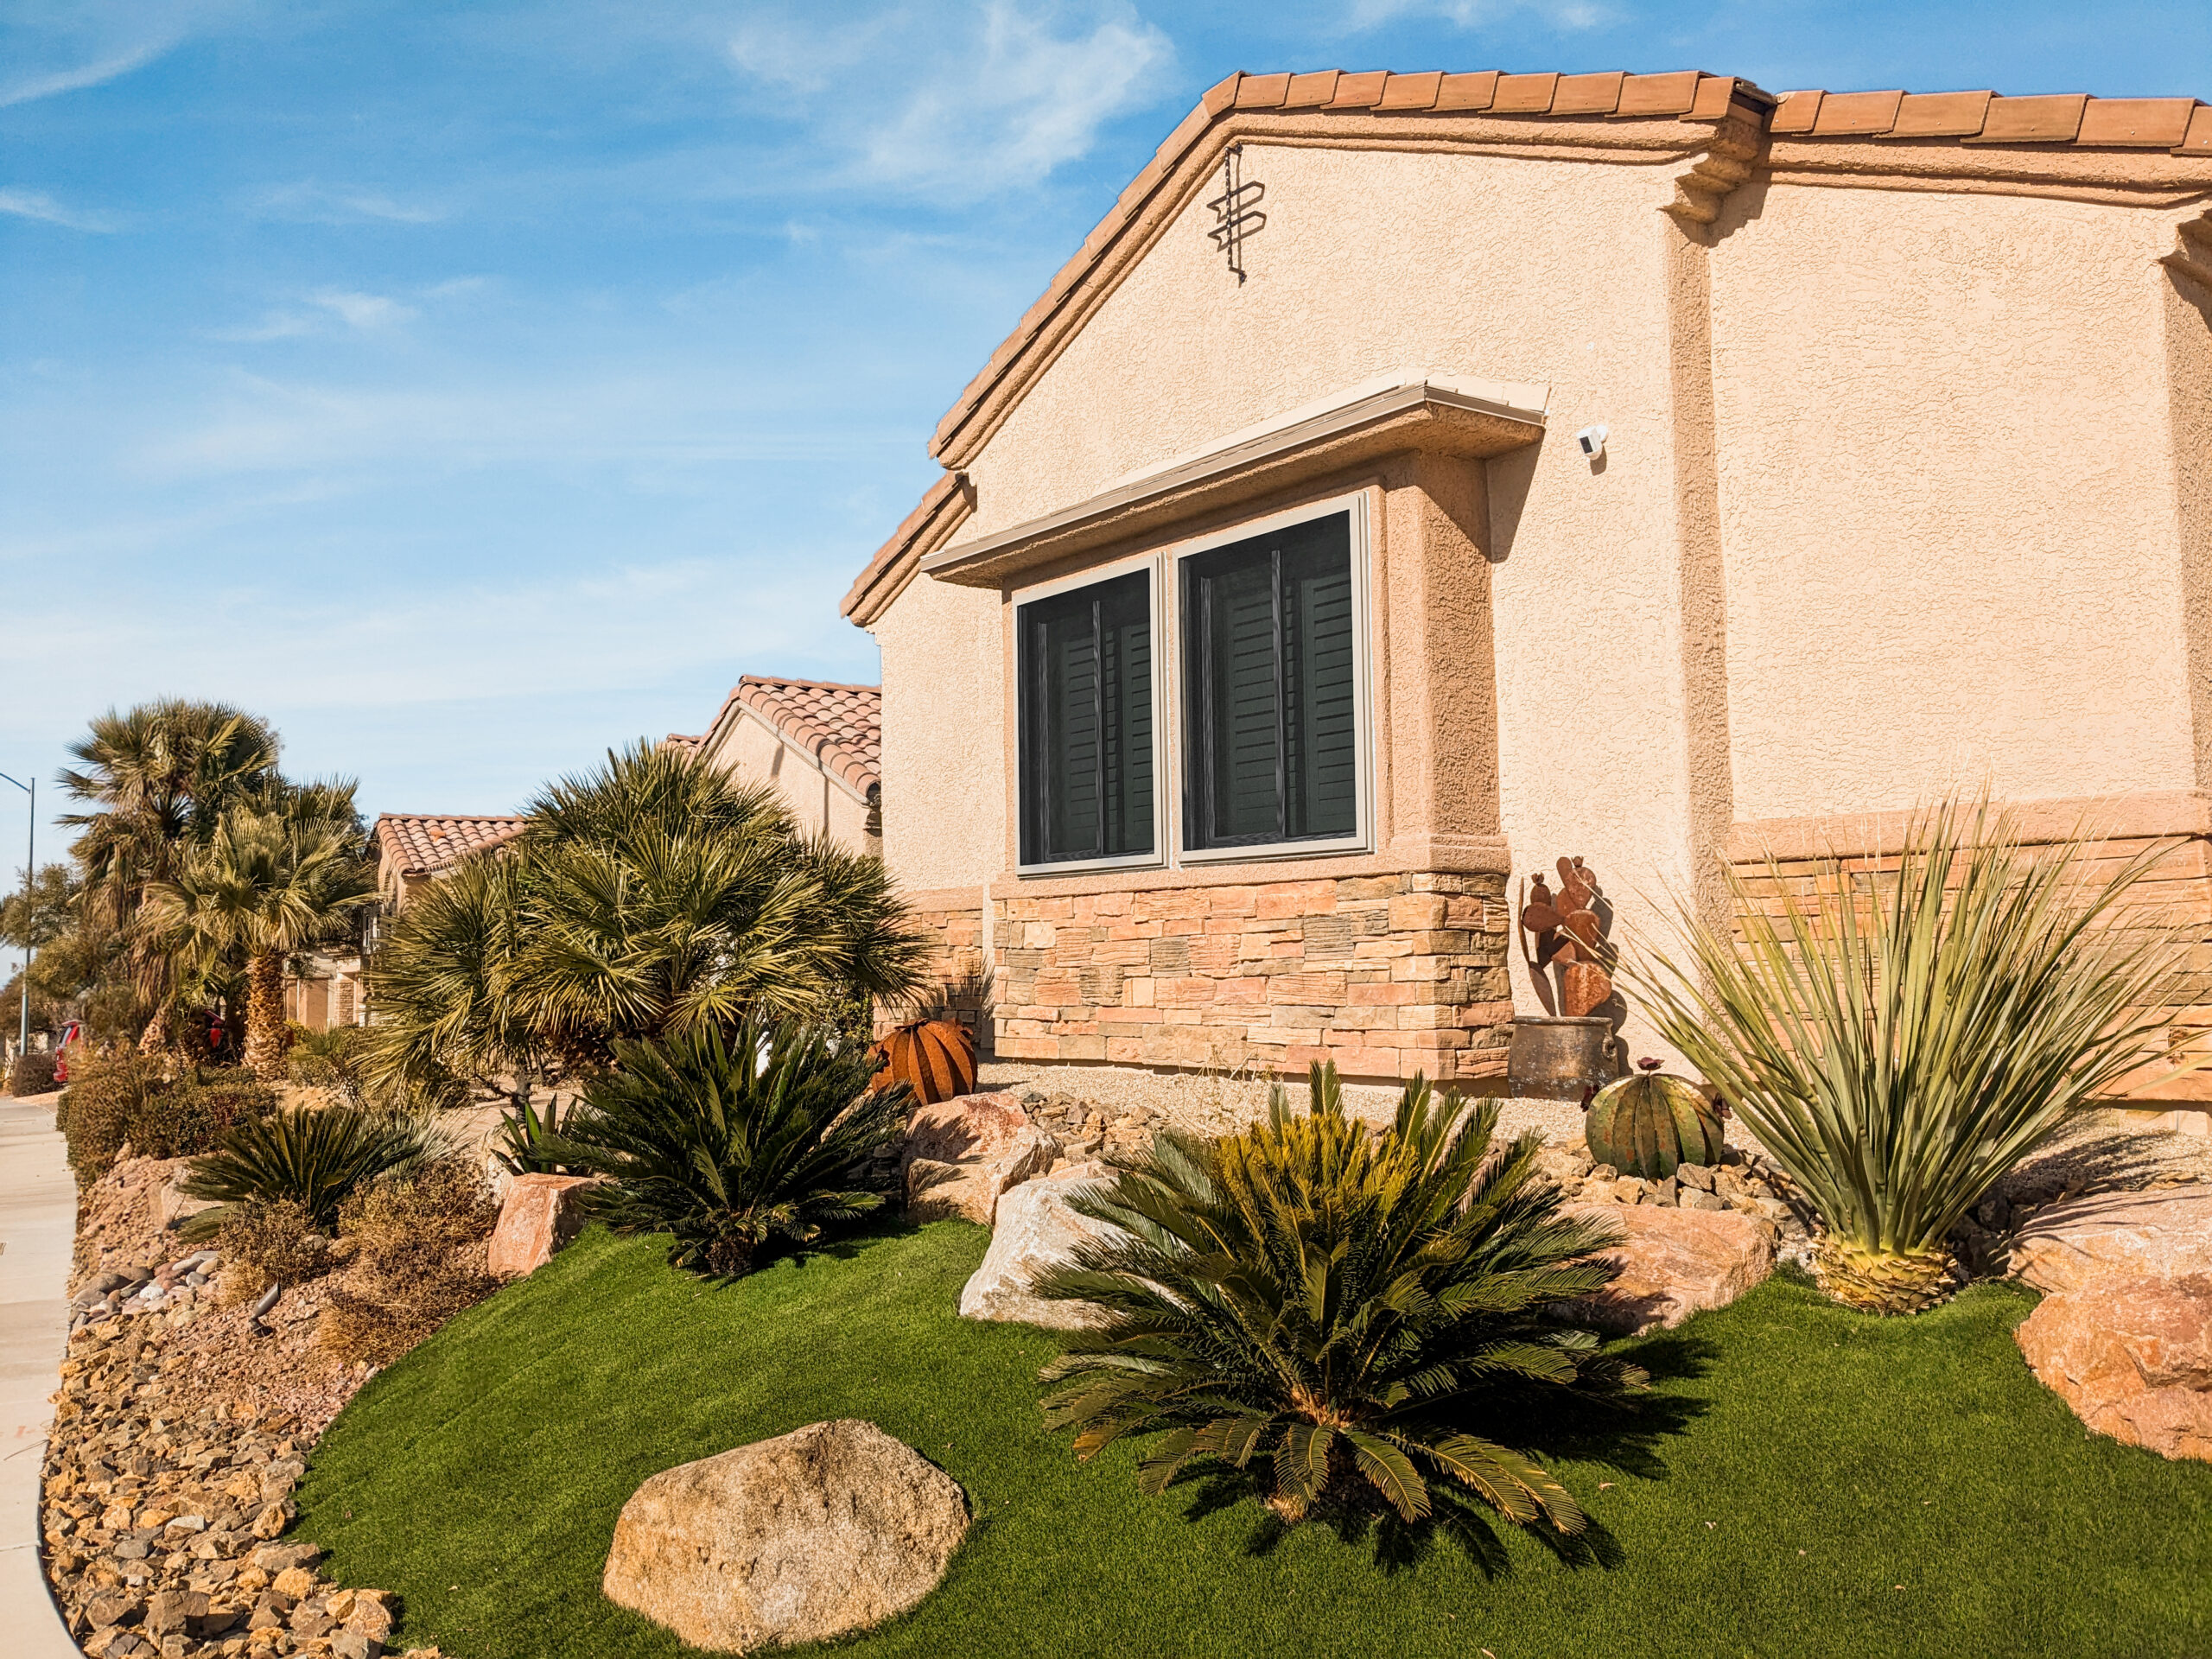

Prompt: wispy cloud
[
  {"left": 1342, "top": 0, "right": 1617, "bottom": 28},
  {"left": 251, "top": 181, "right": 452, "bottom": 226},
  {"left": 728, "top": 2, "right": 1174, "bottom": 200},
  {"left": 0, "top": 188, "right": 119, "bottom": 232},
  {"left": 208, "top": 286, "right": 424, "bottom": 343},
  {"left": 0, "top": 38, "right": 173, "bottom": 108}
]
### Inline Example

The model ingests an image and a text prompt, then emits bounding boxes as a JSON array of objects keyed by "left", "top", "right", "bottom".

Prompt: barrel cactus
[{"left": 1584, "top": 1060, "right": 1724, "bottom": 1179}]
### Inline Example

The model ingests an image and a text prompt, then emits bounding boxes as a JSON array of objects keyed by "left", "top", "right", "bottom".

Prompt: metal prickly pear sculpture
[
  {"left": 1518, "top": 855, "right": 1613, "bottom": 1017},
  {"left": 1586, "top": 1058, "right": 1726, "bottom": 1179}
]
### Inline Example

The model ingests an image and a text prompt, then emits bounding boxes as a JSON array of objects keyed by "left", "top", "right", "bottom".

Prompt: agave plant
[
  {"left": 1623, "top": 797, "right": 2197, "bottom": 1315},
  {"left": 550, "top": 1019, "right": 906, "bottom": 1276},
  {"left": 181, "top": 1104, "right": 446, "bottom": 1237},
  {"left": 493, "top": 1093, "right": 573, "bottom": 1176},
  {"left": 1035, "top": 1063, "right": 1644, "bottom": 1534}
]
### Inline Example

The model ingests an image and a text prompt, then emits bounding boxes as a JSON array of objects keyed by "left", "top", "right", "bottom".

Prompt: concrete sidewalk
[{"left": 0, "top": 1092, "right": 82, "bottom": 1656}]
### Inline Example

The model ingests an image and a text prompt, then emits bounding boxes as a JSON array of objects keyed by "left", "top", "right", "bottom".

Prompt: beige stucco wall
[
  {"left": 875, "top": 570, "right": 1006, "bottom": 893},
  {"left": 953, "top": 143, "right": 1710, "bottom": 1044},
  {"left": 701, "top": 708, "right": 879, "bottom": 855},
  {"left": 1708, "top": 183, "right": 2196, "bottom": 820},
  {"left": 874, "top": 133, "right": 2210, "bottom": 1075}
]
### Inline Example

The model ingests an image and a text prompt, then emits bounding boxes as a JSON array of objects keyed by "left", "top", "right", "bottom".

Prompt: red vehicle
[{"left": 50, "top": 1020, "right": 86, "bottom": 1084}]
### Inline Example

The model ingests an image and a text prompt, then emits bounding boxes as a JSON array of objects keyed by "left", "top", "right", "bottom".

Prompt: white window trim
[
  {"left": 1011, "top": 548, "right": 1170, "bottom": 877},
  {"left": 1167, "top": 491, "right": 1375, "bottom": 865}
]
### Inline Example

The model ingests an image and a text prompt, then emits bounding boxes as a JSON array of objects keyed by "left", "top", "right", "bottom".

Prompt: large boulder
[
  {"left": 958, "top": 1162, "right": 1117, "bottom": 1328},
  {"left": 2011, "top": 1187, "right": 2212, "bottom": 1294},
  {"left": 487, "top": 1173, "right": 598, "bottom": 1279},
  {"left": 902, "top": 1091, "right": 1057, "bottom": 1226},
  {"left": 1562, "top": 1203, "right": 1776, "bottom": 1336},
  {"left": 602, "top": 1419, "right": 969, "bottom": 1653},
  {"left": 2015, "top": 1273, "right": 2212, "bottom": 1461}
]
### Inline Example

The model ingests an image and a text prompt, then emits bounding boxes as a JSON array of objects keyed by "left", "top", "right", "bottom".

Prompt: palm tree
[
  {"left": 145, "top": 785, "right": 376, "bottom": 1080},
  {"left": 59, "top": 700, "right": 281, "bottom": 1046}
]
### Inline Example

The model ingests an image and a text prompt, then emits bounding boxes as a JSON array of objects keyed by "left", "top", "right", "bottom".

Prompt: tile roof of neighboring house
[
  {"left": 702, "top": 676, "right": 882, "bottom": 799},
  {"left": 661, "top": 733, "right": 703, "bottom": 754},
  {"left": 373, "top": 813, "right": 528, "bottom": 879},
  {"left": 841, "top": 67, "right": 2212, "bottom": 626}
]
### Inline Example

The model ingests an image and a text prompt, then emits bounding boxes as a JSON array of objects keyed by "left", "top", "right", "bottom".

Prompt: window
[
  {"left": 1179, "top": 510, "right": 1359, "bottom": 852},
  {"left": 1017, "top": 569, "right": 1155, "bottom": 866}
]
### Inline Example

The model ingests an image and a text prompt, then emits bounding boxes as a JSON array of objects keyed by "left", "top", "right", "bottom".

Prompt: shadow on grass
[{"left": 1156, "top": 1332, "right": 1714, "bottom": 1578}]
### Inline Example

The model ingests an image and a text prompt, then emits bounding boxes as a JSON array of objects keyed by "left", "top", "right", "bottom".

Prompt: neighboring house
[
  {"left": 372, "top": 813, "right": 530, "bottom": 910},
  {"left": 843, "top": 67, "right": 2212, "bottom": 1091},
  {"left": 285, "top": 813, "right": 524, "bottom": 1032},
  {"left": 677, "top": 676, "right": 883, "bottom": 856}
]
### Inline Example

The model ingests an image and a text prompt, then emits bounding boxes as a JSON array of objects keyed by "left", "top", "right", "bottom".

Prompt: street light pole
[{"left": 0, "top": 771, "right": 32, "bottom": 1060}]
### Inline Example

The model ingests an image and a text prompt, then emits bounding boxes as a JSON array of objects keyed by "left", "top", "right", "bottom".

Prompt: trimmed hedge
[{"left": 7, "top": 1050, "right": 59, "bottom": 1097}]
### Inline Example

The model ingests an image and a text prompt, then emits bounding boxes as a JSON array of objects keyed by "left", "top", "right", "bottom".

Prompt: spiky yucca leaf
[
  {"left": 1034, "top": 1062, "right": 1643, "bottom": 1533},
  {"left": 550, "top": 1018, "right": 906, "bottom": 1276},
  {"left": 1623, "top": 796, "right": 2199, "bottom": 1314}
]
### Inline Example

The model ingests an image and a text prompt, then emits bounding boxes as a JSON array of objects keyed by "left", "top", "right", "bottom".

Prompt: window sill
[{"left": 993, "top": 835, "right": 1510, "bottom": 899}]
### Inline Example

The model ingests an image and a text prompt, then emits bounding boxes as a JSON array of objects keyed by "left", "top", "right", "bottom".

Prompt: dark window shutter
[
  {"left": 1182, "top": 512, "right": 1357, "bottom": 850},
  {"left": 1017, "top": 571, "right": 1154, "bottom": 864}
]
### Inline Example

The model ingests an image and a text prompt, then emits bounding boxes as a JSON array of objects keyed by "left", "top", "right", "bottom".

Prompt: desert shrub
[
  {"left": 212, "top": 1198, "right": 335, "bottom": 1304},
  {"left": 181, "top": 1104, "right": 446, "bottom": 1237},
  {"left": 553, "top": 1018, "right": 906, "bottom": 1276},
  {"left": 320, "top": 1155, "right": 500, "bottom": 1366},
  {"left": 54, "top": 1054, "right": 278, "bottom": 1185},
  {"left": 289, "top": 1023, "right": 368, "bottom": 1104},
  {"left": 7, "top": 1049, "right": 59, "bottom": 1097},
  {"left": 57, "top": 1052, "right": 168, "bottom": 1184},
  {"left": 1036, "top": 1063, "right": 1645, "bottom": 1535},
  {"left": 1625, "top": 796, "right": 2198, "bottom": 1315}
]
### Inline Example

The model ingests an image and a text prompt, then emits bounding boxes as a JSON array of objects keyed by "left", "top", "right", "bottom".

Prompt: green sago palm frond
[{"left": 1034, "top": 1062, "right": 1643, "bottom": 1533}]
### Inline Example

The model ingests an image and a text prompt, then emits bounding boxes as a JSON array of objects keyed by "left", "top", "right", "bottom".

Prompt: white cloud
[
  {"left": 310, "top": 289, "right": 418, "bottom": 329},
  {"left": 0, "top": 38, "right": 173, "bottom": 108},
  {"left": 251, "top": 181, "right": 452, "bottom": 226},
  {"left": 208, "top": 287, "right": 424, "bottom": 344},
  {"left": 728, "top": 2, "right": 1173, "bottom": 200},
  {"left": 1343, "top": 0, "right": 1616, "bottom": 27},
  {"left": 0, "top": 188, "right": 119, "bottom": 232}
]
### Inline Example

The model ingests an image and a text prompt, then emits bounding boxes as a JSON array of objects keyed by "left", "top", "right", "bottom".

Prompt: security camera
[{"left": 1577, "top": 424, "right": 1608, "bottom": 459}]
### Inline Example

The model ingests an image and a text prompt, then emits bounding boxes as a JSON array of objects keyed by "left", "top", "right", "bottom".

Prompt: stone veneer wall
[
  {"left": 991, "top": 870, "right": 1514, "bottom": 1084},
  {"left": 894, "top": 899, "right": 991, "bottom": 1048}
]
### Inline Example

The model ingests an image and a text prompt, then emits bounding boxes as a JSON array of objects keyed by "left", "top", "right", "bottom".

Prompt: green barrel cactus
[{"left": 1585, "top": 1061, "right": 1725, "bottom": 1179}]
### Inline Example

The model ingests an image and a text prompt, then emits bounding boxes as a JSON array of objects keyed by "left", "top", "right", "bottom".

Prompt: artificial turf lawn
[{"left": 296, "top": 1220, "right": 2212, "bottom": 1659}]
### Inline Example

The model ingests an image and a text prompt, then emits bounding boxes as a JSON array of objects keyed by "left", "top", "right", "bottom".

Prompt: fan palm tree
[
  {"left": 59, "top": 700, "right": 282, "bottom": 1046},
  {"left": 145, "top": 785, "right": 376, "bottom": 1080}
]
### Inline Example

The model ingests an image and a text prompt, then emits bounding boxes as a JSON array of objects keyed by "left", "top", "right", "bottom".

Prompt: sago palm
[
  {"left": 146, "top": 789, "right": 376, "bottom": 1081},
  {"left": 1035, "top": 1064, "right": 1643, "bottom": 1534},
  {"left": 1624, "top": 796, "right": 2197, "bottom": 1314},
  {"left": 550, "top": 1019, "right": 906, "bottom": 1276},
  {"left": 181, "top": 1103, "right": 446, "bottom": 1236}
]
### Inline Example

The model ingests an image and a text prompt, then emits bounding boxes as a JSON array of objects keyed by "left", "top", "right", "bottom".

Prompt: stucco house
[
  {"left": 842, "top": 67, "right": 2212, "bottom": 1091},
  {"left": 671, "top": 675, "right": 884, "bottom": 856},
  {"left": 372, "top": 813, "right": 530, "bottom": 910}
]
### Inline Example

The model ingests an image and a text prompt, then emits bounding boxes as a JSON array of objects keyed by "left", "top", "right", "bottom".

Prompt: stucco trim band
[
  {"left": 920, "top": 378, "right": 1545, "bottom": 589},
  {"left": 1726, "top": 790, "right": 2212, "bottom": 865}
]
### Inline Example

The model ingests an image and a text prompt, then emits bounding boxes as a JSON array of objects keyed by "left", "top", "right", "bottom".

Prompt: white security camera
[{"left": 1577, "top": 423, "right": 1608, "bottom": 459}]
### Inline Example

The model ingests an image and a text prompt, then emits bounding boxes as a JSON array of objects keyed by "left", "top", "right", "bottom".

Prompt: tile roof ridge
[{"left": 735, "top": 674, "right": 883, "bottom": 695}]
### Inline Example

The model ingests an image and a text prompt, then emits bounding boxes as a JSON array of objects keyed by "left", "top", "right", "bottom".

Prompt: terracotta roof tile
[
  {"left": 1552, "top": 71, "right": 1625, "bottom": 116},
  {"left": 661, "top": 733, "right": 703, "bottom": 754},
  {"left": 2077, "top": 98, "right": 2198, "bottom": 148},
  {"left": 1375, "top": 71, "right": 1443, "bottom": 111},
  {"left": 1891, "top": 92, "right": 1993, "bottom": 137},
  {"left": 1967, "top": 92, "right": 2088, "bottom": 143},
  {"left": 1813, "top": 89, "right": 1904, "bottom": 134},
  {"left": 1435, "top": 70, "right": 1501, "bottom": 112},
  {"left": 374, "top": 814, "right": 527, "bottom": 879},
  {"left": 1283, "top": 70, "right": 1339, "bottom": 110},
  {"left": 1325, "top": 70, "right": 1389, "bottom": 110},
  {"left": 1770, "top": 90, "right": 1822, "bottom": 133},
  {"left": 707, "top": 677, "right": 882, "bottom": 798},
  {"left": 1491, "top": 72, "right": 1558, "bottom": 114},
  {"left": 1615, "top": 70, "right": 1704, "bottom": 118}
]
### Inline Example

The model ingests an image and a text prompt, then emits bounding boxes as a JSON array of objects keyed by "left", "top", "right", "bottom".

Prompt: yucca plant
[
  {"left": 180, "top": 1104, "right": 446, "bottom": 1237},
  {"left": 493, "top": 1093, "right": 573, "bottom": 1176},
  {"left": 1034, "top": 1063, "right": 1644, "bottom": 1535},
  {"left": 1624, "top": 796, "right": 2197, "bottom": 1315},
  {"left": 550, "top": 1019, "right": 906, "bottom": 1276}
]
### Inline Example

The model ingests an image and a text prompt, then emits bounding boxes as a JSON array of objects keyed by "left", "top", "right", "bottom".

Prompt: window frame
[
  {"left": 1011, "top": 549, "right": 1169, "bottom": 877},
  {"left": 1168, "top": 491, "right": 1375, "bottom": 865},
  {"left": 1007, "top": 491, "right": 1374, "bottom": 878}
]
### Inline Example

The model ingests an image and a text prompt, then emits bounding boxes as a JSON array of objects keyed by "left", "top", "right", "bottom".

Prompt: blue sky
[{"left": 3, "top": 0, "right": 2209, "bottom": 862}]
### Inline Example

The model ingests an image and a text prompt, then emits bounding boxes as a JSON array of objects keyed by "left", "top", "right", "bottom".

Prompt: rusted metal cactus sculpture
[{"left": 1518, "top": 855, "right": 1614, "bottom": 1018}]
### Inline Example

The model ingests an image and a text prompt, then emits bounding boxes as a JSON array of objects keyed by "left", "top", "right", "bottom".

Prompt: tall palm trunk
[
  {"left": 137, "top": 1006, "right": 171, "bottom": 1054},
  {"left": 244, "top": 950, "right": 290, "bottom": 1082}
]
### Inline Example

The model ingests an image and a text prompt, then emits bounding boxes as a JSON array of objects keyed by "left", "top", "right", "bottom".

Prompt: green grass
[{"left": 297, "top": 1220, "right": 2212, "bottom": 1659}]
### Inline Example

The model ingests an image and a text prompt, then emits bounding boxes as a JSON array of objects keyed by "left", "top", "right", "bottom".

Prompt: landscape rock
[
  {"left": 2015, "top": 1273, "right": 2212, "bottom": 1461},
  {"left": 602, "top": 1418, "right": 969, "bottom": 1653},
  {"left": 2010, "top": 1187, "right": 2212, "bottom": 1293},
  {"left": 957, "top": 1162, "right": 1117, "bottom": 1328},
  {"left": 486, "top": 1173, "right": 599, "bottom": 1279},
  {"left": 1563, "top": 1203, "right": 1776, "bottom": 1335},
  {"left": 902, "top": 1092, "right": 1057, "bottom": 1226}
]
